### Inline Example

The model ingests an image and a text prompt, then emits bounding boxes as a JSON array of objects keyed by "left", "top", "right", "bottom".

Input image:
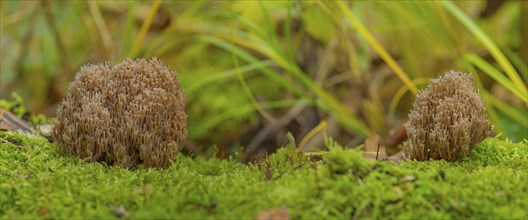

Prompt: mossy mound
[{"left": 1, "top": 131, "right": 526, "bottom": 219}]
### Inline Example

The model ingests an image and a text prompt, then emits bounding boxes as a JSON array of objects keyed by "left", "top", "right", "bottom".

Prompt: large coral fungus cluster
[
  {"left": 403, "top": 71, "right": 492, "bottom": 161},
  {"left": 52, "top": 58, "right": 187, "bottom": 169}
]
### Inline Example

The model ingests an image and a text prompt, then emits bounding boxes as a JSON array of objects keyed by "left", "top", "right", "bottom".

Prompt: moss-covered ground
[{"left": 1, "top": 131, "right": 527, "bottom": 219}]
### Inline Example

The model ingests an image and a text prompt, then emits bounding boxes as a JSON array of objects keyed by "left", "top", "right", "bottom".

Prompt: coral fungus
[
  {"left": 52, "top": 58, "right": 187, "bottom": 168},
  {"left": 403, "top": 71, "right": 492, "bottom": 161}
]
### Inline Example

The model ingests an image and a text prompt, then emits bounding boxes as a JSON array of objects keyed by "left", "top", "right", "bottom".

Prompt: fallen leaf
[
  {"left": 110, "top": 205, "right": 130, "bottom": 219},
  {"left": 382, "top": 120, "right": 408, "bottom": 149},
  {"left": 400, "top": 175, "right": 416, "bottom": 183},
  {"left": 387, "top": 150, "right": 405, "bottom": 163},
  {"left": 37, "top": 205, "right": 48, "bottom": 217},
  {"left": 363, "top": 133, "right": 387, "bottom": 160},
  {"left": 256, "top": 207, "right": 290, "bottom": 220}
]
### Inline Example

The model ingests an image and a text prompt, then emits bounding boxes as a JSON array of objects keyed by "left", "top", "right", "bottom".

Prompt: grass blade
[
  {"left": 198, "top": 35, "right": 306, "bottom": 97},
  {"left": 441, "top": 1, "right": 527, "bottom": 95},
  {"left": 232, "top": 50, "right": 275, "bottom": 122},
  {"left": 335, "top": 1, "right": 418, "bottom": 95},
  {"left": 485, "top": 91, "right": 528, "bottom": 128},
  {"left": 186, "top": 60, "right": 276, "bottom": 94},
  {"left": 129, "top": 0, "right": 162, "bottom": 58},
  {"left": 190, "top": 99, "right": 299, "bottom": 139},
  {"left": 200, "top": 33, "right": 371, "bottom": 136},
  {"left": 465, "top": 53, "right": 527, "bottom": 105},
  {"left": 88, "top": 1, "right": 113, "bottom": 59},
  {"left": 388, "top": 78, "right": 431, "bottom": 121}
]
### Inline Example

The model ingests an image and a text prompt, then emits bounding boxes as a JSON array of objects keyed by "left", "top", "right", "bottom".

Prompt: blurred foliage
[
  {"left": 0, "top": 92, "right": 51, "bottom": 125},
  {"left": 1, "top": 0, "right": 526, "bottom": 153}
]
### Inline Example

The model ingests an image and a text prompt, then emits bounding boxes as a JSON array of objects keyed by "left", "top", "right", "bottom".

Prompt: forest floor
[{"left": 0, "top": 131, "right": 527, "bottom": 219}]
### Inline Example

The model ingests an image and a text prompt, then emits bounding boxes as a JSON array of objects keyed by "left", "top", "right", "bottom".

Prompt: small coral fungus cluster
[
  {"left": 403, "top": 71, "right": 492, "bottom": 161},
  {"left": 52, "top": 58, "right": 187, "bottom": 169}
]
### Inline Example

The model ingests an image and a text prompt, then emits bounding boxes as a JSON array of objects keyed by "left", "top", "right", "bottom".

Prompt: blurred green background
[{"left": 1, "top": 0, "right": 526, "bottom": 157}]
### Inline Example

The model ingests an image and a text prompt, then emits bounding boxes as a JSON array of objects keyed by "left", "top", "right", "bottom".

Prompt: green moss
[{"left": 1, "top": 131, "right": 526, "bottom": 219}]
